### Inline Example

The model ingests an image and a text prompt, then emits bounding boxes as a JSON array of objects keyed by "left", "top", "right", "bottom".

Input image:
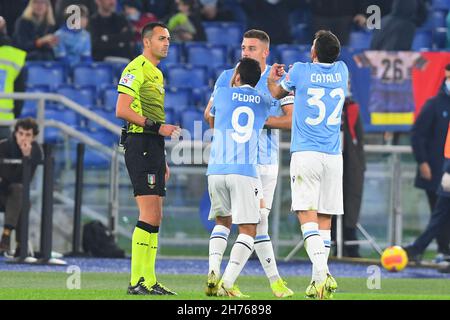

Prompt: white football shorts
[
  {"left": 208, "top": 174, "right": 261, "bottom": 224},
  {"left": 290, "top": 151, "right": 343, "bottom": 215},
  {"left": 256, "top": 164, "right": 279, "bottom": 210}
]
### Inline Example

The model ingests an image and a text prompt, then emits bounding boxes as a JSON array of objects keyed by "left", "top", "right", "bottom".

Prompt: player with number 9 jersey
[{"left": 207, "top": 85, "right": 271, "bottom": 178}]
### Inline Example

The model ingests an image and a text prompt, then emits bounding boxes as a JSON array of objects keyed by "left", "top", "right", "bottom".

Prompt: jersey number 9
[{"left": 231, "top": 106, "right": 255, "bottom": 143}]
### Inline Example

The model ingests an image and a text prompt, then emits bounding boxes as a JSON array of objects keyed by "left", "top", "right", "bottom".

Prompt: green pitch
[{"left": 1, "top": 271, "right": 450, "bottom": 300}]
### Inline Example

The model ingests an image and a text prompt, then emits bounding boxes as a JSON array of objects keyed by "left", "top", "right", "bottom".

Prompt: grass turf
[{"left": 0, "top": 271, "right": 449, "bottom": 300}]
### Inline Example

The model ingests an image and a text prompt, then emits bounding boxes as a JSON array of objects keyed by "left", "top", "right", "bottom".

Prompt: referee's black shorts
[{"left": 124, "top": 133, "right": 166, "bottom": 197}]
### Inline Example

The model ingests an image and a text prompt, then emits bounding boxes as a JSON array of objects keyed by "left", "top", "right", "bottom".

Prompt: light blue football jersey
[
  {"left": 281, "top": 61, "right": 349, "bottom": 154},
  {"left": 212, "top": 66, "right": 292, "bottom": 165},
  {"left": 207, "top": 85, "right": 271, "bottom": 178}
]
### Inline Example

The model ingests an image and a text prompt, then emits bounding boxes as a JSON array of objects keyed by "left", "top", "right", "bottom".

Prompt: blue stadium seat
[
  {"left": 45, "top": 109, "right": 80, "bottom": 127},
  {"left": 76, "top": 140, "right": 112, "bottom": 168},
  {"left": 433, "top": 28, "right": 448, "bottom": 48},
  {"left": 165, "top": 108, "right": 175, "bottom": 125},
  {"left": 165, "top": 87, "right": 192, "bottom": 111},
  {"left": 432, "top": 0, "right": 450, "bottom": 10},
  {"left": 25, "top": 62, "right": 65, "bottom": 90},
  {"left": 433, "top": 10, "right": 448, "bottom": 28},
  {"left": 203, "top": 22, "right": 243, "bottom": 46},
  {"left": 185, "top": 43, "right": 228, "bottom": 69},
  {"left": 349, "top": 31, "right": 373, "bottom": 50},
  {"left": 291, "top": 23, "right": 310, "bottom": 44},
  {"left": 101, "top": 85, "right": 118, "bottom": 112},
  {"left": 86, "top": 129, "right": 118, "bottom": 147},
  {"left": 230, "top": 46, "right": 241, "bottom": 65},
  {"left": 212, "top": 65, "right": 232, "bottom": 82},
  {"left": 73, "top": 63, "right": 113, "bottom": 92},
  {"left": 166, "top": 64, "right": 209, "bottom": 88},
  {"left": 276, "top": 45, "right": 310, "bottom": 66},
  {"left": 88, "top": 110, "right": 122, "bottom": 132},
  {"left": 44, "top": 109, "right": 81, "bottom": 143},
  {"left": 56, "top": 84, "right": 96, "bottom": 109},
  {"left": 412, "top": 31, "right": 433, "bottom": 50},
  {"left": 192, "top": 86, "right": 211, "bottom": 107},
  {"left": 180, "top": 107, "right": 205, "bottom": 141},
  {"left": 159, "top": 42, "right": 182, "bottom": 71},
  {"left": 109, "top": 62, "right": 129, "bottom": 83},
  {"left": 21, "top": 85, "right": 50, "bottom": 118}
]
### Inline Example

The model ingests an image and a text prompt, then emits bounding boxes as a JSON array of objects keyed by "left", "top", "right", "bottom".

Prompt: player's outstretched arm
[
  {"left": 267, "top": 63, "right": 289, "bottom": 100},
  {"left": 265, "top": 104, "right": 293, "bottom": 130}
]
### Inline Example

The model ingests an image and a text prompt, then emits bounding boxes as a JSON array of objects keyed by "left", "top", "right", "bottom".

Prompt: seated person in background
[
  {"left": 12, "top": 0, "right": 58, "bottom": 61},
  {"left": 53, "top": 5, "right": 92, "bottom": 67},
  {"left": 123, "top": 0, "right": 158, "bottom": 43},
  {"left": 168, "top": 0, "right": 206, "bottom": 42},
  {"left": 0, "top": 118, "right": 43, "bottom": 255},
  {"left": 89, "top": 0, "right": 133, "bottom": 61}
]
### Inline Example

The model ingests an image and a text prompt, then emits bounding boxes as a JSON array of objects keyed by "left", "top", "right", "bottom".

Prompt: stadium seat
[
  {"left": 88, "top": 110, "right": 122, "bottom": 132},
  {"left": 432, "top": 0, "right": 450, "bottom": 10},
  {"left": 165, "top": 87, "right": 192, "bottom": 111},
  {"left": 291, "top": 23, "right": 310, "bottom": 44},
  {"left": 20, "top": 85, "right": 50, "bottom": 118},
  {"left": 73, "top": 63, "right": 114, "bottom": 92},
  {"left": 433, "top": 27, "right": 448, "bottom": 48},
  {"left": 165, "top": 108, "right": 176, "bottom": 125},
  {"left": 56, "top": 84, "right": 96, "bottom": 109},
  {"left": 276, "top": 45, "right": 310, "bottom": 66},
  {"left": 86, "top": 129, "right": 118, "bottom": 147},
  {"left": 432, "top": 10, "right": 448, "bottom": 28},
  {"left": 180, "top": 107, "right": 205, "bottom": 141},
  {"left": 185, "top": 43, "right": 228, "bottom": 69},
  {"left": 412, "top": 31, "right": 433, "bottom": 50},
  {"left": 166, "top": 64, "right": 209, "bottom": 88},
  {"left": 203, "top": 22, "right": 243, "bottom": 46},
  {"left": 212, "top": 65, "right": 232, "bottom": 82},
  {"left": 159, "top": 42, "right": 182, "bottom": 71},
  {"left": 25, "top": 62, "right": 65, "bottom": 90},
  {"left": 101, "top": 85, "right": 118, "bottom": 112},
  {"left": 192, "top": 86, "right": 211, "bottom": 107},
  {"left": 230, "top": 46, "right": 241, "bottom": 65},
  {"left": 349, "top": 31, "right": 373, "bottom": 50},
  {"left": 45, "top": 109, "right": 80, "bottom": 127}
]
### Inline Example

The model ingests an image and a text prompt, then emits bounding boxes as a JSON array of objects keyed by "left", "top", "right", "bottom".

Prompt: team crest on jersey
[
  {"left": 147, "top": 174, "right": 156, "bottom": 189},
  {"left": 254, "top": 188, "right": 259, "bottom": 197},
  {"left": 119, "top": 73, "right": 135, "bottom": 87}
]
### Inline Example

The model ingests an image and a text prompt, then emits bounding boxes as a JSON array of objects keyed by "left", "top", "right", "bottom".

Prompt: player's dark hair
[
  {"left": 243, "top": 29, "right": 270, "bottom": 46},
  {"left": 236, "top": 57, "right": 261, "bottom": 87},
  {"left": 314, "top": 30, "right": 341, "bottom": 63},
  {"left": 141, "top": 22, "right": 168, "bottom": 40},
  {"left": 14, "top": 117, "right": 39, "bottom": 136},
  {"left": 446, "top": 64, "right": 450, "bottom": 71}
]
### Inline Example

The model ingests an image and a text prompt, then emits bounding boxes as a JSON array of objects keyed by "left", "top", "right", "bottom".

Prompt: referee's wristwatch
[{"left": 144, "top": 118, "right": 161, "bottom": 133}]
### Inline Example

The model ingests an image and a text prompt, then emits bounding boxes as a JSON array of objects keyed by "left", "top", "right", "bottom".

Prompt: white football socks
[
  {"left": 222, "top": 233, "right": 254, "bottom": 289},
  {"left": 301, "top": 222, "right": 328, "bottom": 283},
  {"left": 208, "top": 225, "right": 230, "bottom": 276},
  {"left": 312, "top": 229, "right": 331, "bottom": 282},
  {"left": 254, "top": 208, "right": 280, "bottom": 284}
]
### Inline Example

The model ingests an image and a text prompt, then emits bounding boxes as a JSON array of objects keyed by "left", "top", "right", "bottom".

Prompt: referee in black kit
[{"left": 115, "top": 22, "right": 181, "bottom": 295}]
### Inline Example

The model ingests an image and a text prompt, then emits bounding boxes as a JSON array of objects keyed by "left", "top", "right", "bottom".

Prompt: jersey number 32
[{"left": 306, "top": 88, "right": 345, "bottom": 126}]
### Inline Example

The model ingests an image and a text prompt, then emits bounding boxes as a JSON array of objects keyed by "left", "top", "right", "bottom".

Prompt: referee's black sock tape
[{"left": 136, "top": 221, "right": 159, "bottom": 234}]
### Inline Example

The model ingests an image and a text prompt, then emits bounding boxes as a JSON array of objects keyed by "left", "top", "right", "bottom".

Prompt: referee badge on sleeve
[
  {"left": 119, "top": 74, "right": 135, "bottom": 87},
  {"left": 147, "top": 174, "right": 156, "bottom": 189}
]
